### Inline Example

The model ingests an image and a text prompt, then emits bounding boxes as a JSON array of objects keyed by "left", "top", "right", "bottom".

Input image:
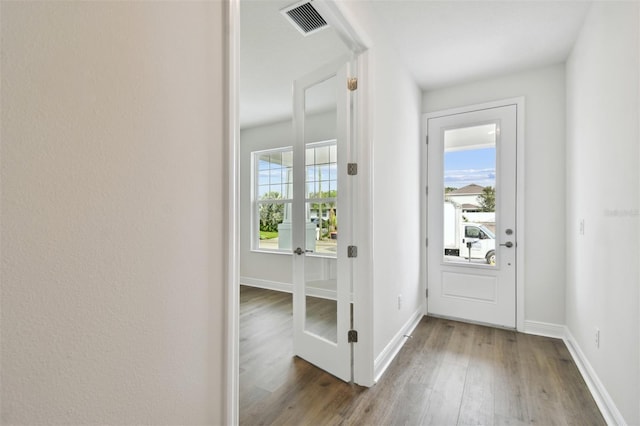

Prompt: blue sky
[{"left": 444, "top": 147, "right": 496, "bottom": 188}]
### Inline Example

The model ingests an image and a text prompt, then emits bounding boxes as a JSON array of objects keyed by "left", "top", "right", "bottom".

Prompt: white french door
[
  {"left": 291, "top": 58, "right": 353, "bottom": 381},
  {"left": 426, "top": 104, "right": 518, "bottom": 328}
]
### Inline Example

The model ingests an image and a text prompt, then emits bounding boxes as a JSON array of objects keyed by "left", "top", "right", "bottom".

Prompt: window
[
  {"left": 252, "top": 140, "right": 338, "bottom": 254},
  {"left": 253, "top": 148, "right": 293, "bottom": 251},
  {"left": 465, "top": 226, "right": 481, "bottom": 239}
]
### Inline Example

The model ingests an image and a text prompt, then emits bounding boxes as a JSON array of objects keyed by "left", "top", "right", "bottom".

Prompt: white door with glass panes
[
  {"left": 426, "top": 104, "right": 517, "bottom": 328},
  {"left": 291, "top": 58, "right": 354, "bottom": 381}
]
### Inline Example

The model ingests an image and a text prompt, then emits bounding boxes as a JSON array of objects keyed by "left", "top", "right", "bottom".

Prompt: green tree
[
  {"left": 328, "top": 208, "right": 337, "bottom": 232},
  {"left": 259, "top": 192, "right": 284, "bottom": 232},
  {"left": 309, "top": 190, "right": 337, "bottom": 239},
  {"left": 478, "top": 186, "right": 496, "bottom": 212},
  {"left": 444, "top": 187, "right": 457, "bottom": 201},
  {"left": 309, "top": 190, "right": 337, "bottom": 218}
]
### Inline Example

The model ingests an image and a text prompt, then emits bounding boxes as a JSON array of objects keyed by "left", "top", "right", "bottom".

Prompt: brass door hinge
[{"left": 347, "top": 77, "right": 358, "bottom": 91}]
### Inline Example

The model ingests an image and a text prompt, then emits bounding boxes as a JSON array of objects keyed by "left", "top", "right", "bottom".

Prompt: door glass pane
[
  {"left": 303, "top": 75, "right": 338, "bottom": 342},
  {"left": 304, "top": 257, "right": 337, "bottom": 342},
  {"left": 443, "top": 123, "right": 497, "bottom": 266},
  {"left": 307, "top": 200, "right": 337, "bottom": 254},
  {"left": 306, "top": 143, "right": 338, "bottom": 254}
]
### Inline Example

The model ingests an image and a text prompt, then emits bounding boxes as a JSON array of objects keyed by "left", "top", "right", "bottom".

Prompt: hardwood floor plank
[
  {"left": 493, "top": 329, "right": 530, "bottom": 424},
  {"left": 517, "top": 334, "right": 570, "bottom": 425},
  {"left": 408, "top": 318, "right": 454, "bottom": 387},
  {"left": 421, "top": 321, "right": 475, "bottom": 425},
  {"left": 387, "top": 383, "right": 433, "bottom": 425},
  {"left": 456, "top": 325, "right": 495, "bottom": 426},
  {"left": 543, "top": 338, "right": 606, "bottom": 425},
  {"left": 239, "top": 286, "right": 605, "bottom": 426}
]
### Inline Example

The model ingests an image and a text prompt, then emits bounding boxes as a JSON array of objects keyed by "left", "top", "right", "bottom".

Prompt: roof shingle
[{"left": 449, "top": 184, "right": 485, "bottom": 195}]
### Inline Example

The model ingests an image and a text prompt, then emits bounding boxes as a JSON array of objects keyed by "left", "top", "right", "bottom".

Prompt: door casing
[{"left": 420, "top": 98, "right": 526, "bottom": 331}]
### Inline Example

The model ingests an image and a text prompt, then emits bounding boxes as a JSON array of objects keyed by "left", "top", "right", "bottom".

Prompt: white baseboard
[
  {"left": 563, "top": 327, "right": 626, "bottom": 426},
  {"left": 240, "top": 277, "right": 292, "bottom": 293},
  {"left": 523, "top": 320, "right": 565, "bottom": 339},
  {"left": 374, "top": 309, "right": 423, "bottom": 383}
]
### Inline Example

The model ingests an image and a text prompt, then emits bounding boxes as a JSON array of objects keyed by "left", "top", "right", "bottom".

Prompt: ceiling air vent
[{"left": 281, "top": 1, "right": 328, "bottom": 37}]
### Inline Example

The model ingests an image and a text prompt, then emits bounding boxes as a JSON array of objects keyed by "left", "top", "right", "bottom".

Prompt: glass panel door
[
  {"left": 426, "top": 104, "right": 517, "bottom": 328},
  {"left": 292, "top": 58, "right": 351, "bottom": 381}
]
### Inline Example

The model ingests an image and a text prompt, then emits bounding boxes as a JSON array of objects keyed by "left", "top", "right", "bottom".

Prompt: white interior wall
[
  {"left": 1, "top": 2, "right": 225, "bottom": 423},
  {"left": 240, "top": 111, "right": 337, "bottom": 287},
  {"left": 565, "top": 3, "right": 640, "bottom": 424},
  {"left": 423, "top": 64, "right": 567, "bottom": 327},
  {"left": 338, "top": 2, "right": 423, "bottom": 364},
  {"left": 368, "top": 52, "right": 423, "bottom": 360},
  {"left": 240, "top": 120, "right": 294, "bottom": 286}
]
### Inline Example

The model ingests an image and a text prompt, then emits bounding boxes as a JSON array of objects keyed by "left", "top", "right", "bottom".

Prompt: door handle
[
  {"left": 293, "top": 247, "right": 313, "bottom": 255},
  {"left": 500, "top": 241, "right": 514, "bottom": 248}
]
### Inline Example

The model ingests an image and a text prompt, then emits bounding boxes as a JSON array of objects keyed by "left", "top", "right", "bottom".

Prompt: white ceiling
[
  {"left": 240, "top": 0, "right": 591, "bottom": 129},
  {"left": 240, "top": 0, "right": 350, "bottom": 129},
  {"left": 366, "top": 1, "right": 591, "bottom": 90}
]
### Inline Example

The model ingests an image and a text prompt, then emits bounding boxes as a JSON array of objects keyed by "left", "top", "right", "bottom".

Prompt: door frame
[
  {"left": 225, "top": 1, "right": 372, "bottom": 424},
  {"left": 420, "top": 98, "right": 526, "bottom": 331}
]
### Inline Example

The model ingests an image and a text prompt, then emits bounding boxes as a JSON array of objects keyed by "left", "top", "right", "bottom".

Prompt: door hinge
[
  {"left": 347, "top": 245, "right": 358, "bottom": 258},
  {"left": 426, "top": 288, "right": 429, "bottom": 298},
  {"left": 348, "top": 329, "right": 358, "bottom": 343},
  {"left": 426, "top": 186, "right": 428, "bottom": 196},
  {"left": 426, "top": 134, "right": 429, "bottom": 145},
  {"left": 347, "top": 77, "right": 358, "bottom": 91},
  {"left": 347, "top": 163, "right": 358, "bottom": 176},
  {"left": 426, "top": 238, "right": 428, "bottom": 247}
]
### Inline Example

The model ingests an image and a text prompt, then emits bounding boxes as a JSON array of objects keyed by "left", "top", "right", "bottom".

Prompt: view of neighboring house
[{"left": 445, "top": 183, "right": 485, "bottom": 212}]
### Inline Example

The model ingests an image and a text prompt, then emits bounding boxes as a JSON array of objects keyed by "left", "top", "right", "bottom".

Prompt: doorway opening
[{"left": 228, "top": 0, "right": 371, "bottom": 423}]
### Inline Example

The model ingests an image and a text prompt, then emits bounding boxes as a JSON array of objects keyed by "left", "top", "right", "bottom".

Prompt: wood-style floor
[{"left": 239, "top": 285, "right": 605, "bottom": 426}]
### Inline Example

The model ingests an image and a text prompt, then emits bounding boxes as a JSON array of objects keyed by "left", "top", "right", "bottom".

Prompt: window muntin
[{"left": 251, "top": 141, "right": 337, "bottom": 254}]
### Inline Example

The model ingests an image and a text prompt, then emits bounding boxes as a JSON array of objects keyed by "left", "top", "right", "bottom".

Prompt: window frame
[
  {"left": 251, "top": 146, "right": 293, "bottom": 254},
  {"left": 250, "top": 139, "right": 338, "bottom": 255}
]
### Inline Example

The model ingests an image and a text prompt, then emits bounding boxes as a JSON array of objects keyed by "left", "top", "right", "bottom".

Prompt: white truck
[{"left": 443, "top": 201, "right": 496, "bottom": 265}]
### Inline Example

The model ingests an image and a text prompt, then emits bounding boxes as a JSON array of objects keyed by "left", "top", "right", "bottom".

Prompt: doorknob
[
  {"left": 500, "top": 241, "right": 514, "bottom": 248},
  {"left": 293, "top": 247, "right": 313, "bottom": 255}
]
